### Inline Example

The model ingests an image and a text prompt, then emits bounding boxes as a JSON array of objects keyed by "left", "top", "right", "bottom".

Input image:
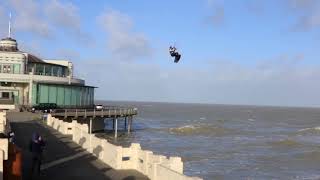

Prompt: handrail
[{"left": 52, "top": 106, "right": 138, "bottom": 116}]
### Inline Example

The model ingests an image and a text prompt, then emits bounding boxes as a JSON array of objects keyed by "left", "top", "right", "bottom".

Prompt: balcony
[{"left": 0, "top": 73, "right": 85, "bottom": 85}]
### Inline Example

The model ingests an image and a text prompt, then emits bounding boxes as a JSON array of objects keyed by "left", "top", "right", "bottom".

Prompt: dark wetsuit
[{"left": 169, "top": 47, "right": 181, "bottom": 63}]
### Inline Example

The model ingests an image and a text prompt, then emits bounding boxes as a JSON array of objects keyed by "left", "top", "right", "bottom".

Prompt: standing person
[
  {"left": 8, "top": 131, "right": 15, "bottom": 144},
  {"left": 29, "top": 132, "right": 45, "bottom": 177}
]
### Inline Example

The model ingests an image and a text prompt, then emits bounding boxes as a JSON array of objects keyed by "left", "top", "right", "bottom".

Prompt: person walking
[{"left": 29, "top": 132, "right": 45, "bottom": 177}]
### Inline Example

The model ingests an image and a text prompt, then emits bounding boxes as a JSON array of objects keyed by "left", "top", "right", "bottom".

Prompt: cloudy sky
[{"left": 0, "top": 0, "right": 320, "bottom": 107}]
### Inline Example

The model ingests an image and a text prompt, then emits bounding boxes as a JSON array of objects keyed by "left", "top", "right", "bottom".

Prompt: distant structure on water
[{"left": 0, "top": 14, "right": 95, "bottom": 110}]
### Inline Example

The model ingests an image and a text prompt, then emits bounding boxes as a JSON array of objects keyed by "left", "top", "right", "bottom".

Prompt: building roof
[
  {"left": 1, "top": 37, "right": 17, "bottom": 42},
  {"left": 0, "top": 37, "right": 18, "bottom": 52},
  {"left": 28, "top": 54, "right": 45, "bottom": 63}
]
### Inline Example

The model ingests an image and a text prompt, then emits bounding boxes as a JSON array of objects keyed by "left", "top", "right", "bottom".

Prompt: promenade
[{"left": 7, "top": 112, "right": 149, "bottom": 180}]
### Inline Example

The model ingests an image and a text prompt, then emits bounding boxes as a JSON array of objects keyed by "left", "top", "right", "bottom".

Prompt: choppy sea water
[{"left": 97, "top": 101, "right": 320, "bottom": 180}]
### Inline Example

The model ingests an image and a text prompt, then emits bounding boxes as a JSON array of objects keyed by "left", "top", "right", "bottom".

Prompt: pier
[{"left": 51, "top": 106, "right": 138, "bottom": 138}]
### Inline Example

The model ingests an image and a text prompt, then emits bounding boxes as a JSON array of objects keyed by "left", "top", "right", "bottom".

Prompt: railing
[
  {"left": 0, "top": 73, "right": 84, "bottom": 85},
  {"left": 52, "top": 106, "right": 138, "bottom": 118}
]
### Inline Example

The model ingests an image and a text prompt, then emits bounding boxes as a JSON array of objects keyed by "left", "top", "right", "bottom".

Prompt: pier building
[{"left": 0, "top": 33, "right": 94, "bottom": 110}]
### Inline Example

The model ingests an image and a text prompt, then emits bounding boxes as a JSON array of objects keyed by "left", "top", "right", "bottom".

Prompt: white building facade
[{"left": 0, "top": 37, "right": 95, "bottom": 110}]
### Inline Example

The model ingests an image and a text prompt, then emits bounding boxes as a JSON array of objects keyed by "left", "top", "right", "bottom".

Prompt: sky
[{"left": 0, "top": 0, "right": 320, "bottom": 107}]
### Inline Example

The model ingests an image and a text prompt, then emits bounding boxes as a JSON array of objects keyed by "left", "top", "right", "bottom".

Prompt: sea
[{"left": 97, "top": 101, "right": 320, "bottom": 180}]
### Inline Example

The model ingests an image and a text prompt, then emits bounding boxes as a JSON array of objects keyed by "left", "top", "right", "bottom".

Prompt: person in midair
[{"left": 169, "top": 46, "right": 181, "bottom": 63}]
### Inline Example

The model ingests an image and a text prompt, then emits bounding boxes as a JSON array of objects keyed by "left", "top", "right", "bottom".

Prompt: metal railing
[
  {"left": 0, "top": 73, "right": 84, "bottom": 85},
  {"left": 52, "top": 106, "right": 138, "bottom": 118}
]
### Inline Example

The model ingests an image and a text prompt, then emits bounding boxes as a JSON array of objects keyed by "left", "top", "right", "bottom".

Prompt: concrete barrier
[
  {"left": 47, "top": 115, "right": 202, "bottom": 180},
  {"left": 0, "top": 112, "right": 10, "bottom": 135},
  {"left": 101, "top": 140, "right": 122, "bottom": 169},
  {"left": 0, "top": 149, "right": 3, "bottom": 180},
  {"left": 0, "top": 112, "right": 10, "bottom": 180}
]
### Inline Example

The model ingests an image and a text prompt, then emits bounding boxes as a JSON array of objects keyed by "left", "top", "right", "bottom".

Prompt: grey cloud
[
  {"left": 9, "top": 0, "right": 52, "bottom": 37},
  {"left": 287, "top": 0, "right": 320, "bottom": 31},
  {"left": 3, "top": 0, "right": 91, "bottom": 42},
  {"left": 97, "top": 9, "right": 152, "bottom": 61},
  {"left": 293, "top": 12, "right": 320, "bottom": 31},
  {"left": 19, "top": 40, "right": 44, "bottom": 57},
  {"left": 45, "top": 0, "right": 80, "bottom": 30},
  {"left": 207, "top": 6, "right": 225, "bottom": 27},
  {"left": 242, "top": 0, "right": 320, "bottom": 32},
  {"left": 0, "top": 6, "right": 8, "bottom": 37},
  {"left": 205, "top": 0, "right": 226, "bottom": 28},
  {"left": 56, "top": 48, "right": 80, "bottom": 61},
  {"left": 288, "top": 0, "right": 316, "bottom": 10},
  {"left": 76, "top": 55, "right": 320, "bottom": 107},
  {"left": 44, "top": 0, "right": 92, "bottom": 43},
  {"left": 246, "top": 0, "right": 266, "bottom": 16}
]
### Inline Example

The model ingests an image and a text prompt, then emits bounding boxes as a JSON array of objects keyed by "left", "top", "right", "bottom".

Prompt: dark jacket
[{"left": 29, "top": 139, "right": 45, "bottom": 156}]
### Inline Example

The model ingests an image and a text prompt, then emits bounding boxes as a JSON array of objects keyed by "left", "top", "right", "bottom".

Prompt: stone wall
[
  {"left": 0, "top": 112, "right": 10, "bottom": 180},
  {"left": 47, "top": 114, "right": 202, "bottom": 180}
]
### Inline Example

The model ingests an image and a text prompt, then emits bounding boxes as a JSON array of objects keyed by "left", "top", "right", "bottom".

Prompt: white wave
[
  {"left": 169, "top": 124, "right": 231, "bottom": 136},
  {"left": 298, "top": 126, "right": 320, "bottom": 132}
]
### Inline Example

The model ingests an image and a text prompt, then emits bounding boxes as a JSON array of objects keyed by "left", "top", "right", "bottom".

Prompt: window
[
  {"left": 1, "top": 82, "right": 12, "bottom": 87},
  {"left": 13, "top": 64, "right": 20, "bottom": 74},
  {"left": 2, "top": 92, "right": 9, "bottom": 99},
  {"left": 35, "top": 64, "right": 44, "bottom": 75},
  {"left": 28, "top": 64, "right": 33, "bottom": 73},
  {"left": 3, "top": 65, "right": 12, "bottom": 73},
  {"left": 52, "top": 66, "right": 58, "bottom": 76}
]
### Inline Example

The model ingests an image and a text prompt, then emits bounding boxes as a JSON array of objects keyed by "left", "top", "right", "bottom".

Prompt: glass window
[
  {"left": 1, "top": 82, "right": 12, "bottom": 87},
  {"left": 62, "top": 68, "right": 66, "bottom": 77},
  {"left": 45, "top": 65, "right": 52, "bottom": 76},
  {"left": 28, "top": 64, "right": 33, "bottom": 74},
  {"left": 52, "top": 66, "right": 58, "bottom": 76},
  {"left": 35, "top": 64, "right": 44, "bottom": 75},
  {"left": 57, "top": 67, "right": 62, "bottom": 77},
  {"left": 13, "top": 64, "right": 20, "bottom": 74},
  {"left": 2, "top": 92, "right": 9, "bottom": 98},
  {"left": 3, "top": 65, "right": 12, "bottom": 73}
]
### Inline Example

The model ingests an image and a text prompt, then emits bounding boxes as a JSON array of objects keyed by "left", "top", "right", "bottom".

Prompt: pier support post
[
  {"left": 89, "top": 118, "right": 92, "bottom": 134},
  {"left": 124, "top": 117, "right": 127, "bottom": 130},
  {"left": 128, "top": 116, "right": 132, "bottom": 133},
  {"left": 115, "top": 118, "right": 118, "bottom": 138},
  {"left": 113, "top": 118, "right": 115, "bottom": 130}
]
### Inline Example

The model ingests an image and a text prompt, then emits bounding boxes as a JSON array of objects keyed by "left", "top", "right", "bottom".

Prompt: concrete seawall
[
  {"left": 0, "top": 112, "right": 10, "bottom": 180},
  {"left": 47, "top": 114, "right": 202, "bottom": 180},
  {"left": 8, "top": 112, "right": 150, "bottom": 179}
]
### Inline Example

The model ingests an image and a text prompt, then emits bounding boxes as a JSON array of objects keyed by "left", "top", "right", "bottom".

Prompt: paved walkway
[{"left": 8, "top": 112, "right": 149, "bottom": 180}]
